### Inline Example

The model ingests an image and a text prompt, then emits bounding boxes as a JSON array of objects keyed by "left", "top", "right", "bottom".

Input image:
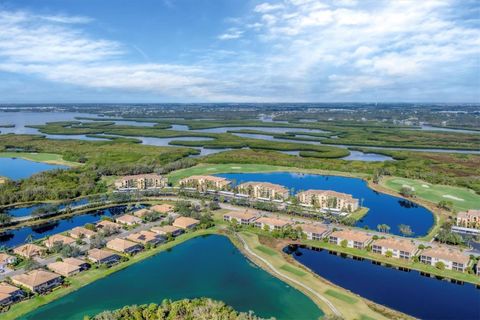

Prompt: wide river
[
  {"left": 286, "top": 245, "right": 480, "bottom": 320},
  {"left": 215, "top": 172, "right": 435, "bottom": 237},
  {"left": 21, "top": 235, "right": 323, "bottom": 320}
]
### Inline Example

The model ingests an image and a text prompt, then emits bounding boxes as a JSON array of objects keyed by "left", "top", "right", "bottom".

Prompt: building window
[{"left": 372, "top": 246, "right": 382, "bottom": 254}]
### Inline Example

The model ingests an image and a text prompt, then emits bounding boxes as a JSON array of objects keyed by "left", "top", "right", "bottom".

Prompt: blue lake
[
  {"left": 21, "top": 235, "right": 322, "bottom": 320},
  {"left": 286, "top": 245, "right": 480, "bottom": 320},
  {"left": 0, "top": 205, "right": 141, "bottom": 248},
  {"left": 0, "top": 158, "right": 68, "bottom": 180},
  {"left": 5, "top": 198, "right": 90, "bottom": 218},
  {"left": 215, "top": 172, "right": 434, "bottom": 236}
]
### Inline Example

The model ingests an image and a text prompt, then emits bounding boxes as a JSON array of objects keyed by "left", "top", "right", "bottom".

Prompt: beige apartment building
[
  {"left": 179, "top": 175, "right": 231, "bottom": 191},
  {"left": 299, "top": 224, "right": 330, "bottom": 240},
  {"left": 329, "top": 229, "right": 372, "bottom": 249},
  {"left": 456, "top": 209, "right": 480, "bottom": 228},
  {"left": 114, "top": 173, "right": 167, "bottom": 190},
  {"left": 371, "top": 237, "right": 418, "bottom": 260},
  {"left": 223, "top": 210, "right": 259, "bottom": 225},
  {"left": 254, "top": 217, "right": 290, "bottom": 231},
  {"left": 419, "top": 246, "right": 470, "bottom": 272},
  {"left": 297, "top": 190, "right": 359, "bottom": 212},
  {"left": 237, "top": 182, "right": 289, "bottom": 200}
]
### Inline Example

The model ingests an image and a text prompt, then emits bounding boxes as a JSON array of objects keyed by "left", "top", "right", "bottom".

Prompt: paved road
[{"left": 235, "top": 232, "right": 342, "bottom": 317}]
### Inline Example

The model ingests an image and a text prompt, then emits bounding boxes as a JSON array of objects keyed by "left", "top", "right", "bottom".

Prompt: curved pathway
[{"left": 235, "top": 233, "right": 342, "bottom": 317}]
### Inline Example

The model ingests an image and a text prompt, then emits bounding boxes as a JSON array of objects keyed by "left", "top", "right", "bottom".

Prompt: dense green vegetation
[
  {"left": 0, "top": 135, "right": 196, "bottom": 205},
  {"left": 87, "top": 298, "right": 266, "bottom": 320}
]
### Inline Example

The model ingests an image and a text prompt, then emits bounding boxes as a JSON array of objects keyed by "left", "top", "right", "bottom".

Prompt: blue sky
[{"left": 0, "top": 0, "right": 478, "bottom": 103}]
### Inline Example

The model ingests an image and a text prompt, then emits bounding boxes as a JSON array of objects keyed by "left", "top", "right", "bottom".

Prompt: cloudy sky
[{"left": 0, "top": 0, "right": 478, "bottom": 103}]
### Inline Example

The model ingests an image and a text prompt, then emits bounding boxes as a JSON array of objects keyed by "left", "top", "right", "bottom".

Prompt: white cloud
[
  {"left": 254, "top": 3, "right": 284, "bottom": 13},
  {"left": 217, "top": 28, "right": 244, "bottom": 40}
]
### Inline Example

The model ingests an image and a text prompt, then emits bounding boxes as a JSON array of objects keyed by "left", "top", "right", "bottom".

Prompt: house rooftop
[
  {"left": 13, "top": 244, "right": 44, "bottom": 257},
  {"left": 127, "top": 230, "right": 161, "bottom": 243},
  {"left": 224, "top": 210, "right": 259, "bottom": 221},
  {"left": 0, "top": 253, "right": 15, "bottom": 264},
  {"left": 298, "top": 189, "right": 356, "bottom": 200},
  {"left": 62, "top": 257, "right": 87, "bottom": 267},
  {"left": 133, "top": 209, "right": 152, "bottom": 218},
  {"left": 299, "top": 223, "right": 329, "bottom": 234},
  {"left": 0, "top": 282, "right": 20, "bottom": 295},
  {"left": 44, "top": 234, "right": 75, "bottom": 247},
  {"left": 47, "top": 261, "right": 80, "bottom": 276},
  {"left": 70, "top": 227, "right": 96, "bottom": 238},
  {"left": 255, "top": 216, "right": 291, "bottom": 227},
  {"left": 173, "top": 216, "right": 200, "bottom": 229},
  {"left": 11, "top": 269, "right": 61, "bottom": 288},
  {"left": 96, "top": 220, "right": 120, "bottom": 229},
  {"left": 151, "top": 204, "right": 174, "bottom": 213},
  {"left": 88, "top": 248, "right": 118, "bottom": 261},
  {"left": 457, "top": 209, "right": 480, "bottom": 219},
  {"left": 107, "top": 238, "right": 141, "bottom": 252},
  {"left": 421, "top": 246, "right": 470, "bottom": 264},
  {"left": 151, "top": 225, "right": 181, "bottom": 234},
  {"left": 373, "top": 237, "right": 417, "bottom": 253},
  {"left": 116, "top": 214, "right": 142, "bottom": 224},
  {"left": 330, "top": 229, "right": 372, "bottom": 243}
]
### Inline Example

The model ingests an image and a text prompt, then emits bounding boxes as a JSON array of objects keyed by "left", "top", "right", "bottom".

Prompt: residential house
[
  {"left": 254, "top": 217, "right": 291, "bottom": 231},
  {"left": 237, "top": 182, "right": 289, "bottom": 200},
  {"left": 371, "top": 238, "right": 418, "bottom": 260},
  {"left": 96, "top": 220, "right": 121, "bottom": 233},
  {"left": 299, "top": 224, "right": 330, "bottom": 240},
  {"left": 43, "top": 234, "right": 75, "bottom": 249},
  {"left": 223, "top": 210, "right": 259, "bottom": 225},
  {"left": 329, "top": 229, "right": 372, "bottom": 249},
  {"left": 115, "top": 214, "right": 142, "bottom": 226},
  {"left": 179, "top": 175, "right": 231, "bottom": 191},
  {"left": 114, "top": 174, "right": 167, "bottom": 190},
  {"left": 13, "top": 244, "right": 44, "bottom": 259},
  {"left": 0, "top": 253, "right": 16, "bottom": 272},
  {"left": 11, "top": 269, "right": 62, "bottom": 293},
  {"left": 106, "top": 238, "right": 143, "bottom": 255},
  {"left": 173, "top": 217, "right": 200, "bottom": 230},
  {"left": 297, "top": 190, "right": 359, "bottom": 212},
  {"left": 419, "top": 246, "right": 470, "bottom": 272},
  {"left": 47, "top": 261, "right": 81, "bottom": 277},
  {"left": 151, "top": 204, "right": 174, "bottom": 214},
  {"left": 456, "top": 209, "right": 480, "bottom": 229},
  {"left": 150, "top": 225, "right": 183, "bottom": 237},
  {"left": 127, "top": 230, "right": 164, "bottom": 246},
  {"left": 69, "top": 227, "right": 96, "bottom": 240},
  {"left": 62, "top": 257, "right": 89, "bottom": 271},
  {"left": 0, "top": 282, "right": 23, "bottom": 306},
  {"left": 87, "top": 249, "right": 120, "bottom": 265}
]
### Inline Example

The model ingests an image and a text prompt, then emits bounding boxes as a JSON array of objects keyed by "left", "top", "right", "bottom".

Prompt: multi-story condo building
[
  {"left": 297, "top": 190, "right": 359, "bottom": 212},
  {"left": 114, "top": 174, "right": 167, "bottom": 190},
  {"left": 179, "top": 175, "right": 231, "bottom": 191},
  {"left": 237, "top": 182, "right": 289, "bottom": 200},
  {"left": 371, "top": 237, "right": 418, "bottom": 260},
  {"left": 223, "top": 210, "right": 259, "bottom": 225},
  {"left": 329, "top": 229, "right": 372, "bottom": 249},
  {"left": 456, "top": 209, "right": 480, "bottom": 229},
  {"left": 419, "top": 246, "right": 470, "bottom": 272},
  {"left": 254, "top": 217, "right": 291, "bottom": 231},
  {"left": 299, "top": 224, "right": 330, "bottom": 240}
]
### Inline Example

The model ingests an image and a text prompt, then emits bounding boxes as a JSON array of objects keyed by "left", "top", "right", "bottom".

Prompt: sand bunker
[
  {"left": 422, "top": 184, "right": 430, "bottom": 188},
  {"left": 442, "top": 194, "right": 464, "bottom": 201},
  {"left": 231, "top": 166, "right": 242, "bottom": 169}
]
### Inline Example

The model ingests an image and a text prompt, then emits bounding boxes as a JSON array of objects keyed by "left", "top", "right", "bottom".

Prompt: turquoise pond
[
  {"left": 20, "top": 235, "right": 323, "bottom": 320},
  {"left": 216, "top": 172, "right": 435, "bottom": 237},
  {"left": 0, "top": 157, "right": 68, "bottom": 180}
]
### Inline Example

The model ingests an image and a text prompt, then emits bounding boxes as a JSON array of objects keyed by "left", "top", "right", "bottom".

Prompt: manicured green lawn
[
  {"left": 255, "top": 245, "right": 278, "bottom": 256},
  {"left": 280, "top": 264, "right": 307, "bottom": 277},
  {"left": 325, "top": 289, "right": 358, "bottom": 304},
  {"left": 167, "top": 163, "right": 287, "bottom": 184},
  {"left": 0, "top": 152, "right": 79, "bottom": 167},
  {"left": 383, "top": 177, "right": 480, "bottom": 212}
]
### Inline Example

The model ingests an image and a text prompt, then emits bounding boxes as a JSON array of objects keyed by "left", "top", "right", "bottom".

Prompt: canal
[
  {"left": 285, "top": 245, "right": 480, "bottom": 320},
  {"left": 21, "top": 235, "right": 323, "bottom": 320}
]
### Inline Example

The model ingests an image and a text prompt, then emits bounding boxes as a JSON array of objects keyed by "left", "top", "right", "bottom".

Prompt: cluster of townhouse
[
  {"left": 453, "top": 209, "right": 480, "bottom": 237},
  {"left": 0, "top": 203, "right": 203, "bottom": 308},
  {"left": 114, "top": 173, "right": 168, "bottom": 191},
  {"left": 223, "top": 209, "right": 479, "bottom": 275},
  {"left": 180, "top": 175, "right": 359, "bottom": 213}
]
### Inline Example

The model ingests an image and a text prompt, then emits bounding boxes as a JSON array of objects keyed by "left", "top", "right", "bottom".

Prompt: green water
[{"left": 21, "top": 235, "right": 323, "bottom": 320}]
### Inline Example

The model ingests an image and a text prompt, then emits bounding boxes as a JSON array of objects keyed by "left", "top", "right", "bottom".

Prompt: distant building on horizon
[
  {"left": 297, "top": 189, "right": 359, "bottom": 212},
  {"left": 115, "top": 173, "right": 167, "bottom": 190}
]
